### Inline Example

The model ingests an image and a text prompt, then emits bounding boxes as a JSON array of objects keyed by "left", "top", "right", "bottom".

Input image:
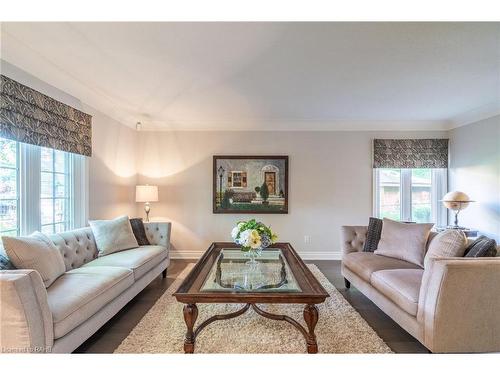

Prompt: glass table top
[{"left": 200, "top": 248, "right": 302, "bottom": 293}]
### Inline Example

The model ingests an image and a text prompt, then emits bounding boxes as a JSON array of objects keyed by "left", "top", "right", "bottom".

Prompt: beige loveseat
[
  {"left": 341, "top": 226, "right": 500, "bottom": 353},
  {"left": 0, "top": 222, "right": 171, "bottom": 353}
]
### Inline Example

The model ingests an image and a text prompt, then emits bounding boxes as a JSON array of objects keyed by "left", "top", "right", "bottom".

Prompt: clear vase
[{"left": 244, "top": 247, "right": 263, "bottom": 266}]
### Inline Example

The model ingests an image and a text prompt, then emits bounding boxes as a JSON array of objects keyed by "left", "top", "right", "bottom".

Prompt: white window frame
[
  {"left": 373, "top": 168, "right": 447, "bottom": 226},
  {"left": 2, "top": 139, "right": 88, "bottom": 236}
]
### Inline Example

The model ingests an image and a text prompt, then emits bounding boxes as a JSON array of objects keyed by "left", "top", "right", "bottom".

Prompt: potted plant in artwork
[
  {"left": 260, "top": 182, "right": 269, "bottom": 205},
  {"left": 231, "top": 219, "right": 278, "bottom": 264},
  {"left": 254, "top": 186, "right": 261, "bottom": 198}
]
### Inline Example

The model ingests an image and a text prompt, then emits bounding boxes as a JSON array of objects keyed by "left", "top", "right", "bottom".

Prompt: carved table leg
[
  {"left": 183, "top": 304, "right": 198, "bottom": 353},
  {"left": 303, "top": 304, "right": 319, "bottom": 353}
]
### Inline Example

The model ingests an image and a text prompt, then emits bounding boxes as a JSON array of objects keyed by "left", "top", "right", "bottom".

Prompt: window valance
[
  {"left": 0, "top": 75, "right": 92, "bottom": 156},
  {"left": 373, "top": 138, "right": 448, "bottom": 168}
]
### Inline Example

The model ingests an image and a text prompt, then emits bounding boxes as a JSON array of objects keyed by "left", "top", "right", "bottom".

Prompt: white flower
[
  {"left": 231, "top": 226, "right": 240, "bottom": 240},
  {"left": 238, "top": 229, "right": 252, "bottom": 247}
]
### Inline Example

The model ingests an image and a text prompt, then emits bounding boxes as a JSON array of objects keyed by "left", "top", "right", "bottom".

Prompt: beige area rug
[{"left": 115, "top": 264, "right": 392, "bottom": 353}]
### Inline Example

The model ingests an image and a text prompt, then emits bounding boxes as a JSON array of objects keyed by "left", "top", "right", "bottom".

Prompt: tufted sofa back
[
  {"left": 341, "top": 225, "right": 441, "bottom": 257},
  {"left": 49, "top": 228, "right": 98, "bottom": 271},
  {"left": 143, "top": 222, "right": 171, "bottom": 248}
]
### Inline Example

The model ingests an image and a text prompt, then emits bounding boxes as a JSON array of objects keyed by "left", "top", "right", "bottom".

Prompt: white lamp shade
[{"left": 136, "top": 185, "right": 159, "bottom": 202}]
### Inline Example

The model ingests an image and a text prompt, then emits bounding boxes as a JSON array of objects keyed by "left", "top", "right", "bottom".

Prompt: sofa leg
[
  {"left": 344, "top": 278, "right": 351, "bottom": 289},
  {"left": 162, "top": 269, "right": 167, "bottom": 279}
]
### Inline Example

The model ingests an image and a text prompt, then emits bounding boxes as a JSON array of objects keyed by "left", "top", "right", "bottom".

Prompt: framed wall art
[{"left": 213, "top": 155, "right": 288, "bottom": 214}]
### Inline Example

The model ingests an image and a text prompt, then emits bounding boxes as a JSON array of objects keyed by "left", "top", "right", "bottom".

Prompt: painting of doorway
[{"left": 213, "top": 155, "right": 288, "bottom": 214}]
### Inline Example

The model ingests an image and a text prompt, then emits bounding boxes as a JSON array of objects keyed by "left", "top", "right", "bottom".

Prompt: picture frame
[{"left": 213, "top": 155, "right": 289, "bottom": 214}]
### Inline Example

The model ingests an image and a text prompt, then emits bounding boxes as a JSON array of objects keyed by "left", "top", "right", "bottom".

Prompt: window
[
  {"left": 40, "top": 147, "right": 72, "bottom": 235},
  {"left": 232, "top": 172, "right": 243, "bottom": 187},
  {"left": 374, "top": 168, "right": 447, "bottom": 226},
  {"left": 0, "top": 137, "right": 87, "bottom": 236},
  {"left": 0, "top": 138, "right": 20, "bottom": 236},
  {"left": 229, "top": 171, "right": 247, "bottom": 188}
]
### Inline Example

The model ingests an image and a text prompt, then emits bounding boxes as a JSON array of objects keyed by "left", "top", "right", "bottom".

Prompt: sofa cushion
[
  {"left": 374, "top": 218, "right": 434, "bottom": 267},
  {"left": 342, "top": 252, "right": 421, "bottom": 283},
  {"left": 89, "top": 215, "right": 139, "bottom": 256},
  {"left": 371, "top": 269, "right": 424, "bottom": 316},
  {"left": 47, "top": 266, "right": 133, "bottom": 339},
  {"left": 2, "top": 232, "right": 66, "bottom": 287},
  {"left": 81, "top": 246, "right": 167, "bottom": 280},
  {"left": 363, "top": 217, "right": 383, "bottom": 252},
  {"left": 129, "top": 218, "right": 151, "bottom": 246},
  {"left": 464, "top": 236, "right": 498, "bottom": 257},
  {"left": 424, "top": 229, "right": 467, "bottom": 267}
]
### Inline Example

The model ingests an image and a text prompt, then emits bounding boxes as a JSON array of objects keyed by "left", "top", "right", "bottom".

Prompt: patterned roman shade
[
  {"left": 0, "top": 75, "right": 92, "bottom": 156},
  {"left": 373, "top": 139, "right": 448, "bottom": 168}
]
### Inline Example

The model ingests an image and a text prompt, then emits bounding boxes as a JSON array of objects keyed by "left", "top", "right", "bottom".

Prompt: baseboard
[
  {"left": 170, "top": 249, "right": 341, "bottom": 260},
  {"left": 300, "top": 251, "right": 342, "bottom": 260},
  {"left": 169, "top": 250, "right": 205, "bottom": 259}
]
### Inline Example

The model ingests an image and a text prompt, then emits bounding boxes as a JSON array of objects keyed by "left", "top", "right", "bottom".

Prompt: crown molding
[
  {"left": 449, "top": 102, "right": 500, "bottom": 129},
  {"left": 137, "top": 119, "right": 451, "bottom": 132}
]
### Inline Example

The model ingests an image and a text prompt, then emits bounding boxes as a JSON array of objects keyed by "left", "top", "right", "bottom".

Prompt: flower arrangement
[{"left": 231, "top": 219, "right": 278, "bottom": 253}]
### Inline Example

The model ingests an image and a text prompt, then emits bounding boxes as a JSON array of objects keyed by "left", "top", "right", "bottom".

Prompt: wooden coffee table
[{"left": 173, "top": 242, "right": 329, "bottom": 353}]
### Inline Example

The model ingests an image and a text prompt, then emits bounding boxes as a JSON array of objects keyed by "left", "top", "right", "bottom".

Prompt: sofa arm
[
  {"left": 418, "top": 257, "right": 500, "bottom": 353},
  {"left": 0, "top": 270, "right": 53, "bottom": 353},
  {"left": 340, "top": 226, "right": 367, "bottom": 257},
  {"left": 144, "top": 222, "right": 171, "bottom": 249}
]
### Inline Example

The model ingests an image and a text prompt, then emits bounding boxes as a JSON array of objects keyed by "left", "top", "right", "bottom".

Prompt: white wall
[
  {"left": 88, "top": 112, "right": 138, "bottom": 219},
  {"left": 136, "top": 130, "right": 447, "bottom": 259},
  {"left": 449, "top": 115, "right": 500, "bottom": 242},
  {"left": 1, "top": 61, "right": 138, "bottom": 221},
  {"left": 6, "top": 59, "right": 498, "bottom": 254}
]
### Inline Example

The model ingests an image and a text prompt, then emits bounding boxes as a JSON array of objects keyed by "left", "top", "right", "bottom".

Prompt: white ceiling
[{"left": 1, "top": 22, "right": 499, "bottom": 131}]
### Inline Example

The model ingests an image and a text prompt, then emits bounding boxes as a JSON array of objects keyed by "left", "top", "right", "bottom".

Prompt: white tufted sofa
[{"left": 0, "top": 222, "right": 171, "bottom": 353}]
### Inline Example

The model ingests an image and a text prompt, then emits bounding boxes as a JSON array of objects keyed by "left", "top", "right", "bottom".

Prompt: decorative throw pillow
[
  {"left": 89, "top": 215, "right": 139, "bottom": 256},
  {"left": 0, "top": 252, "right": 15, "bottom": 270},
  {"left": 374, "top": 218, "right": 434, "bottom": 267},
  {"left": 424, "top": 229, "right": 467, "bottom": 268},
  {"left": 129, "top": 217, "right": 151, "bottom": 246},
  {"left": 363, "top": 217, "right": 383, "bottom": 252},
  {"left": 2, "top": 231, "right": 66, "bottom": 287},
  {"left": 464, "top": 236, "right": 498, "bottom": 257}
]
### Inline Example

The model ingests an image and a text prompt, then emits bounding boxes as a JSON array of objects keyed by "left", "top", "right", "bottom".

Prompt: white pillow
[
  {"left": 374, "top": 218, "right": 434, "bottom": 267},
  {"left": 424, "top": 229, "right": 467, "bottom": 268},
  {"left": 2, "top": 231, "right": 66, "bottom": 287},
  {"left": 89, "top": 215, "right": 139, "bottom": 256}
]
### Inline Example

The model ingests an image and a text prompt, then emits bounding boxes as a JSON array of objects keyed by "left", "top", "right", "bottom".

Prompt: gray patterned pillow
[
  {"left": 363, "top": 217, "right": 383, "bottom": 252},
  {"left": 130, "top": 218, "right": 151, "bottom": 246},
  {"left": 0, "top": 252, "right": 15, "bottom": 270},
  {"left": 464, "top": 236, "right": 497, "bottom": 257}
]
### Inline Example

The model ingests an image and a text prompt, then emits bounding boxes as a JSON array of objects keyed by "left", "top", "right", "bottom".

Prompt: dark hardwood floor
[{"left": 74, "top": 260, "right": 428, "bottom": 353}]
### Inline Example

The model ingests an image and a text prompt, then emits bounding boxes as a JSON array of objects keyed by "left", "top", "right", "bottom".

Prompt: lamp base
[{"left": 144, "top": 203, "right": 151, "bottom": 222}]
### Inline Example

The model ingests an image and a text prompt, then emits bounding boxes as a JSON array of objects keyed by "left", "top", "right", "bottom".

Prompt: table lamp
[
  {"left": 136, "top": 185, "right": 159, "bottom": 222},
  {"left": 441, "top": 191, "right": 474, "bottom": 229}
]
